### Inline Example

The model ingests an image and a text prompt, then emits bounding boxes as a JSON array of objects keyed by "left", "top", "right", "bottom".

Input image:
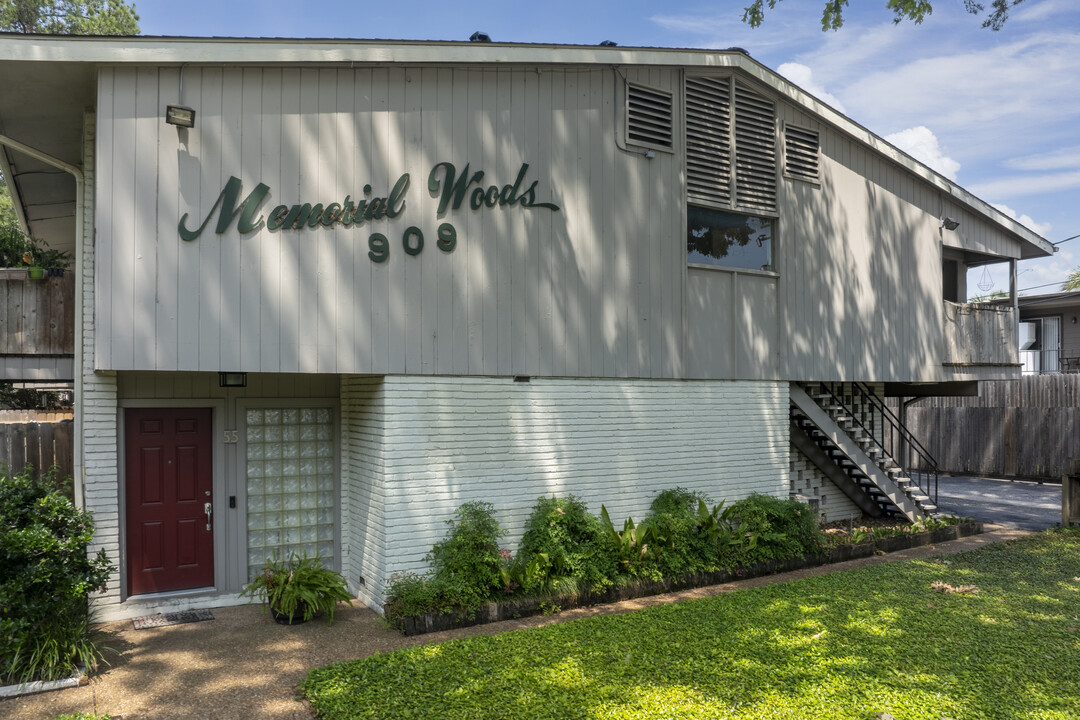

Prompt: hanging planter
[{"left": 26, "top": 266, "right": 45, "bottom": 280}]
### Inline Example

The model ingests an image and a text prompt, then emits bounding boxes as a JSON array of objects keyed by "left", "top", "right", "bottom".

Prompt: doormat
[{"left": 132, "top": 608, "right": 214, "bottom": 630}]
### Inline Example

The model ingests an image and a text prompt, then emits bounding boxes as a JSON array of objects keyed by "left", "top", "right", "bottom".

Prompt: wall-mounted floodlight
[
  {"left": 599, "top": 40, "right": 618, "bottom": 47},
  {"left": 218, "top": 372, "right": 247, "bottom": 388},
  {"left": 470, "top": 31, "right": 492, "bottom": 42},
  {"left": 940, "top": 216, "right": 960, "bottom": 231},
  {"left": 165, "top": 104, "right": 196, "bottom": 128}
]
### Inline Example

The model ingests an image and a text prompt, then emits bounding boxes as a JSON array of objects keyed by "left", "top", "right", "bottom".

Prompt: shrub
[
  {"left": 240, "top": 552, "right": 351, "bottom": 625},
  {"left": 425, "top": 501, "right": 506, "bottom": 610},
  {"left": 599, "top": 506, "right": 661, "bottom": 581},
  {"left": 647, "top": 487, "right": 738, "bottom": 576},
  {"left": 514, "top": 495, "right": 616, "bottom": 595},
  {"left": 0, "top": 466, "right": 114, "bottom": 684},
  {"left": 727, "top": 493, "right": 823, "bottom": 564}
]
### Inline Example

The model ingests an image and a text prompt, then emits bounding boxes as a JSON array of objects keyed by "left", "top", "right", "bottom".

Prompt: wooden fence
[
  {"left": 0, "top": 420, "right": 75, "bottom": 488},
  {"left": 0, "top": 272, "right": 76, "bottom": 355},
  {"left": 901, "top": 374, "right": 1080, "bottom": 479}
]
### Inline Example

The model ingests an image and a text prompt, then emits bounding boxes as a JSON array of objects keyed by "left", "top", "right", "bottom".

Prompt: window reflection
[{"left": 687, "top": 205, "right": 773, "bottom": 271}]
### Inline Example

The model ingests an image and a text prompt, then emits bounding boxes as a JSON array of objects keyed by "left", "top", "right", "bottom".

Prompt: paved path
[
  {"left": 934, "top": 474, "right": 1061, "bottom": 531},
  {"left": 0, "top": 527, "right": 1032, "bottom": 720}
]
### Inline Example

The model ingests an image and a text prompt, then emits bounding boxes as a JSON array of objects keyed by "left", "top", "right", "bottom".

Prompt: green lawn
[{"left": 302, "top": 530, "right": 1080, "bottom": 720}]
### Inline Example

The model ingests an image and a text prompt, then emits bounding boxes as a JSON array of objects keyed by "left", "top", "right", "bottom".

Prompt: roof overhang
[
  {"left": 885, "top": 381, "right": 980, "bottom": 398},
  {"left": 0, "top": 33, "right": 1055, "bottom": 261}
]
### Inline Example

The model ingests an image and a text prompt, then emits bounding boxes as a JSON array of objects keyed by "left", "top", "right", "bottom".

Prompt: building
[
  {"left": 1012, "top": 291, "right": 1080, "bottom": 374},
  {"left": 0, "top": 34, "right": 1053, "bottom": 621}
]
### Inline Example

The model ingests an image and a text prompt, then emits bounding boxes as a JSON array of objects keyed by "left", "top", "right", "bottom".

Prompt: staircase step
[
  {"left": 919, "top": 503, "right": 937, "bottom": 511},
  {"left": 909, "top": 494, "right": 930, "bottom": 502}
]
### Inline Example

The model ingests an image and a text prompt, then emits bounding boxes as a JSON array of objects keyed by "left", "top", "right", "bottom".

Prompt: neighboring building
[
  {"left": 1013, "top": 291, "right": 1080, "bottom": 374},
  {"left": 0, "top": 34, "right": 1053, "bottom": 621}
]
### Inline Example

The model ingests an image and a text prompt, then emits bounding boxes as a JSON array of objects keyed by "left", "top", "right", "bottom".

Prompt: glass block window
[{"left": 245, "top": 407, "right": 336, "bottom": 579}]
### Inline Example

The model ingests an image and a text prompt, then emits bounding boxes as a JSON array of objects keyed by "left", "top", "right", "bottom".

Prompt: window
[
  {"left": 245, "top": 407, "right": 336, "bottom": 579},
  {"left": 687, "top": 205, "right": 773, "bottom": 271}
]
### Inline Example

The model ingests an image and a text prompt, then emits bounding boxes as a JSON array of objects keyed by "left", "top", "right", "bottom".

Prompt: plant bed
[
  {"left": 307, "top": 530, "right": 1080, "bottom": 720},
  {"left": 385, "top": 521, "right": 984, "bottom": 636}
]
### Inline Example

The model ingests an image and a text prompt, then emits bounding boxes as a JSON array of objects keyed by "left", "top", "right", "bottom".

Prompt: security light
[
  {"left": 165, "top": 104, "right": 196, "bottom": 128},
  {"left": 470, "top": 31, "right": 492, "bottom": 43},
  {"left": 218, "top": 372, "right": 247, "bottom": 388},
  {"left": 940, "top": 216, "right": 960, "bottom": 231}
]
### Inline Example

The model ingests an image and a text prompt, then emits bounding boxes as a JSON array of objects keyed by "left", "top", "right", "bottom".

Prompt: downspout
[{"left": 0, "top": 132, "right": 85, "bottom": 509}]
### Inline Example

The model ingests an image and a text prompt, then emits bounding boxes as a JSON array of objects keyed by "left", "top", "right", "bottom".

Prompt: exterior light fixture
[
  {"left": 940, "top": 216, "right": 960, "bottom": 231},
  {"left": 599, "top": 40, "right": 617, "bottom": 47},
  {"left": 218, "top": 372, "right": 247, "bottom": 388},
  {"left": 165, "top": 104, "right": 196, "bottom": 128},
  {"left": 470, "top": 31, "right": 492, "bottom": 42}
]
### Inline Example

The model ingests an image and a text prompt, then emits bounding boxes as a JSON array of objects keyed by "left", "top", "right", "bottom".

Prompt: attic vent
[
  {"left": 685, "top": 76, "right": 732, "bottom": 207},
  {"left": 626, "top": 82, "right": 673, "bottom": 151},
  {"left": 784, "top": 124, "right": 820, "bottom": 183},
  {"left": 733, "top": 82, "right": 777, "bottom": 214}
]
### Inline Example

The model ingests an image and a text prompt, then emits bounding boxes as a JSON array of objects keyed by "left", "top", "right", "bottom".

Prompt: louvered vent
[
  {"left": 685, "top": 76, "right": 732, "bottom": 207},
  {"left": 733, "top": 82, "right": 777, "bottom": 213},
  {"left": 626, "top": 82, "right": 673, "bottom": 151},
  {"left": 785, "top": 124, "right": 820, "bottom": 183}
]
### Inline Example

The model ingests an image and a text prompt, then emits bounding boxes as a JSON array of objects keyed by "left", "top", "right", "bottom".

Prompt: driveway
[{"left": 933, "top": 474, "right": 1061, "bottom": 531}]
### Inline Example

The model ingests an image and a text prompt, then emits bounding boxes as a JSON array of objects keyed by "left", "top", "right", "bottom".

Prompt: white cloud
[
  {"left": 1014, "top": 0, "right": 1075, "bottom": 23},
  {"left": 776, "top": 63, "right": 846, "bottom": 113},
  {"left": 884, "top": 126, "right": 961, "bottom": 180},
  {"left": 990, "top": 203, "right": 1053, "bottom": 236},
  {"left": 969, "top": 170, "right": 1080, "bottom": 199},
  {"left": 1005, "top": 145, "right": 1080, "bottom": 172}
]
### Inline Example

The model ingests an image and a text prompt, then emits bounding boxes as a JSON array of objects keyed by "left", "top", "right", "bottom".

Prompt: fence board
[
  {"left": 902, "top": 375, "right": 1080, "bottom": 479},
  {"left": 0, "top": 421, "right": 76, "bottom": 493}
]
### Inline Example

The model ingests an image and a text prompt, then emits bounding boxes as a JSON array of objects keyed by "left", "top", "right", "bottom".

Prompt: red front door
[{"left": 125, "top": 408, "right": 214, "bottom": 595}]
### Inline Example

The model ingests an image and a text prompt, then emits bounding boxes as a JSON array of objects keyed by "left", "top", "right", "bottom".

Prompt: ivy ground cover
[{"left": 302, "top": 530, "right": 1080, "bottom": 720}]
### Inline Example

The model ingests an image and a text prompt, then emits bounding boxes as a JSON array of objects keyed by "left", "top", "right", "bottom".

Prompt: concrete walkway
[{"left": 0, "top": 526, "right": 1032, "bottom": 720}]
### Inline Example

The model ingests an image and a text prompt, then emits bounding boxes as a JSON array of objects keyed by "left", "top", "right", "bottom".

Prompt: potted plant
[{"left": 240, "top": 552, "right": 352, "bottom": 625}]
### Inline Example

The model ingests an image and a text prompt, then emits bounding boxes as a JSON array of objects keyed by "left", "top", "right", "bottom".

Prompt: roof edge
[{"left": 0, "top": 34, "right": 1053, "bottom": 258}]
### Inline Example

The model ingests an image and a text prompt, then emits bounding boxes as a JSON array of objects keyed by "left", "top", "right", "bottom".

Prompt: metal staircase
[{"left": 790, "top": 382, "right": 938, "bottom": 522}]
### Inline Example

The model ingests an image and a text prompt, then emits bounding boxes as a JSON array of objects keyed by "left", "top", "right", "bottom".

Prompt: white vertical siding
[
  {"left": 342, "top": 375, "right": 789, "bottom": 610},
  {"left": 96, "top": 66, "right": 684, "bottom": 379}
]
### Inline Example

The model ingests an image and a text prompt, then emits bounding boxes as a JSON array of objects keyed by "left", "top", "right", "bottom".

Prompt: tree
[
  {"left": 0, "top": 0, "right": 138, "bottom": 35},
  {"left": 743, "top": 0, "right": 1026, "bottom": 32},
  {"left": 1064, "top": 268, "right": 1080, "bottom": 292}
]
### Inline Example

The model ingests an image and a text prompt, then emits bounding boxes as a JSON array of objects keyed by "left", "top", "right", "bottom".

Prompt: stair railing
[
  {"left": 852, "top": 381, "right": 938, "bottom": 507},
  {"left": 812, "top": 382, "right": 938, "bottom": 509}
]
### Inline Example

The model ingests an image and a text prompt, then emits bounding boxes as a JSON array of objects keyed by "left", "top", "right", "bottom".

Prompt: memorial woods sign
[{"left": 178, "top": 161, "right": 560, "bottom": 263}]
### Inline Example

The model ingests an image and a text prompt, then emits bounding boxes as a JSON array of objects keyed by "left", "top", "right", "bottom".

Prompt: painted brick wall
[
  {"left": 340, "top": 375, "right": 388, "bottom": 609},
  {"left": 80, "top": 112, "right": 124, "bottom": 615},
  {"left": 342, "top": 375, "right": 789, "bottom": 609},
  {"left": 788, "top": 442, "right": 865, "bottom": 523}
]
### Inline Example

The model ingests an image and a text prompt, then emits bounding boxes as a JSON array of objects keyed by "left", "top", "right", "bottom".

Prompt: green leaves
[
  {"left": 0, "top": 466, "right": 114, "bottom": 683},
  {"left": 305, "top": 530, "right": 1080, "bottom": 720},
  {"left": 239, "top": 552, "right": 351, "bottom": 625}
]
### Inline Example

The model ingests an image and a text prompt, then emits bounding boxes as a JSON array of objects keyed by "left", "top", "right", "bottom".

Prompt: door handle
[{"left": 204, "top": 501, "right": 213, "bottom": 532}]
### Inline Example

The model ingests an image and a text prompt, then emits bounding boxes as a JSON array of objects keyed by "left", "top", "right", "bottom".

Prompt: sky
[{"left": 136, "top": 0, "right": 1080, "bottom": 299}]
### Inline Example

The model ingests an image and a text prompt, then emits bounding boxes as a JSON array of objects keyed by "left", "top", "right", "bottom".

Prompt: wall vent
[
  {"left": 785, "top": 124, "right": 820, "bottom": 183},
  {"left": 626, "top": 82, "right": 673, "bottom": 151},
  {"left": 685, "top": 76, "right": 732, "bottom": 208},
  {"left": 732, "top": 82, "right": 777, "bottom": 214}
]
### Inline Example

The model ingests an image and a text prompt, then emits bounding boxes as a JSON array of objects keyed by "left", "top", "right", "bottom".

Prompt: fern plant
[{"left": 241, "top": 553, "right": 351, "bottom": 625}]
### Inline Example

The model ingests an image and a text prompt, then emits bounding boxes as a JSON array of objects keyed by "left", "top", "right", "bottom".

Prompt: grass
[{"left": 302, "top": 529, "right": 1080, "bottom": 720}]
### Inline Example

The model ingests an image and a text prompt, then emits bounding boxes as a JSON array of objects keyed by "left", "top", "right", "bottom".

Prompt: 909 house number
[{"left": 367, "top": 222, "right": 458, "bottom": 263}]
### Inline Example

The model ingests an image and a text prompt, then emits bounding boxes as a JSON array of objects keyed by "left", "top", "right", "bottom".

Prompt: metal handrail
[
  {"left": 852, "top": 382, "right": 938, "bottom": 506},
  {"left": 815, "top": 382, "right": 937, "bottom": 508}
]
